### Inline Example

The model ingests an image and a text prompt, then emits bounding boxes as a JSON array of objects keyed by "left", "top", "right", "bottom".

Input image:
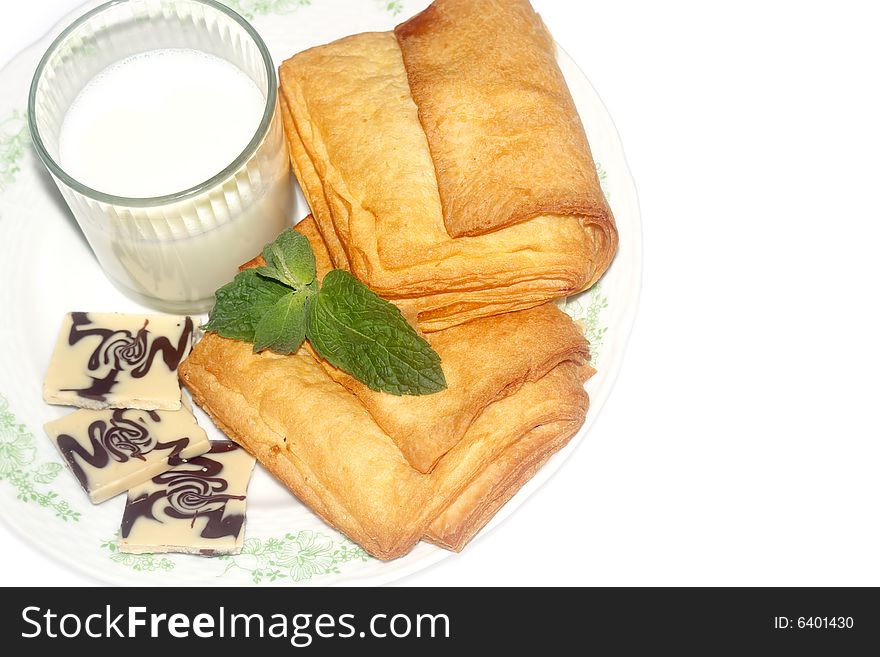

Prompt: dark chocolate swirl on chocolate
[
  {"left": 93, "top": 324, "right": 149, "bottom": 371},
  {"left": 121, "top": 442, "right": 246, "bottom": 540},
  {"left": 56, "top": 410, "right": 190, "bottom": 492},
  {"left": 61, "top": 312, "right": 194, "bottom": 402},
  {"left": 100, "top": 410, "right": 158, "bottom": 461},
  {"left": 161, "top": 468, "right": 233, "bottom": 517}
]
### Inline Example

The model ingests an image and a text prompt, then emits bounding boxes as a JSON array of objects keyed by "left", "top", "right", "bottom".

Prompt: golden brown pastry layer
[
  {"left": 279, "top": 25, "right": 616, "bottom": 332},
  {"left": 243, "top": 217, "right": 590, "bottom": 475},
  {"left": 180, "top": 337, "right": 589, "bottom": 560},
  {"left": 395, "top": 0, "right": 614, "bottom": 240},
  {"left": 324, "top": 303, "right": 589, "bottom": 473},
  {"left": 425, "top": 419, "right": 581, "bottom": 552}
]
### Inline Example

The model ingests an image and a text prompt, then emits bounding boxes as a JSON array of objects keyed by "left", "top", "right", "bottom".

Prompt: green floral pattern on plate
[
  {"left": 596, "top": 161, "right": 609, "bottom": 199},
  {"left": 558, "top": 284, "right": 608, "bottom": 367},
  {"left": 220, "top": 530, "right": 370, "bottom": 584},
  {"left": 97, "top": 529, "right": 370, "bottom": 583},
  {"left": 100, "top": 534, "right": 176, "bottom": 572},
  {"left": 220, "top": 0, "right": 311, "bottom": 20},
  {"left": 219, "top": 0, "right": 405, "bottom": 20},
  {"left": 383, "top": 0, "right": 404, "bottom": 15},
  {"left": 0, "top": 111, "right": 28, "bottom": 191},
  {"left": 0, "top": 395, "right": 81, "bottom": 521},
  {"left": 557, "top": 160, "right": 611, "bottom": 366}
]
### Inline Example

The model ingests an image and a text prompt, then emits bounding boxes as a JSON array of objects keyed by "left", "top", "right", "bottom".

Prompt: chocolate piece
[
  {"left": 118, "top": 442, "right": 255, "bottom": 555},
  {"left": 43, "top": 312, "right": 195, "bottom": 410},
  {"left": 43, "top": 401, "right": 211, "bottom": 504}
]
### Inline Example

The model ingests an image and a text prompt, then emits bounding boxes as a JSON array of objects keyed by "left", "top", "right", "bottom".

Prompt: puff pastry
[
  {"left": 323, "top": 303, "right": 589, "bottom": 473},
  {"left": 396, "top": 0, "right": 610, "bottom": 238},
  {"left": 244, "top": 217, "right": 589, "bottom": 474},
  {"left": 279, "top": 16, "right": 616, "bottom": 332},
  {"left": 425, "top": 420, "right": 580, "bottom": 551},
  {"left": 180, "top": 336, "right": 589, "bottom": 560}
]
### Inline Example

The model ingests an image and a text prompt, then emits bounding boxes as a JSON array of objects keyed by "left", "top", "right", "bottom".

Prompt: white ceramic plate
[{"left": 0, "top": 0, "right": 641, "bottom": 586}]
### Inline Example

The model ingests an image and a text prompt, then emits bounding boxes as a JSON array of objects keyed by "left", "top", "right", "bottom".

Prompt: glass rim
[{"left": 27, "top": 0, "right": 278, "bottom": 208}]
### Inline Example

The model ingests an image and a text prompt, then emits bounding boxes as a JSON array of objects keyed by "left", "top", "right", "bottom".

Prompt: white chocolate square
[
  {"left": 43, "top": 312, "right": 196, "bottom": 410},
  {"left": 44, "top": 401, "right": 211, "bottom": 504},
  {"left": 118, "top": 442, "right": 256, "bottom": 555}
]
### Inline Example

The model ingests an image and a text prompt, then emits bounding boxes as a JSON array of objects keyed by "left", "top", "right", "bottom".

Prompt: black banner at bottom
[{"left": 1, "top": 587, "right": 876, "bottom": 653}]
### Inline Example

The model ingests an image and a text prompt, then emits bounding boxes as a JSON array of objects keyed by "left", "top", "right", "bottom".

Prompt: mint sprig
[
  {"left": 203, "top": 229, "right": 446, "bottom": 396},
  {"left": 253, "top": 289, "right": 311, "bottom": 354},
  {"left": 202, "top": 269, "right": 289, "bottom": 342},
  {"left": 256, "top": 228, "right": 316, "bottom": 289},
  {"left": 307, "top": 270, "right": 447, "bottom": 396}
]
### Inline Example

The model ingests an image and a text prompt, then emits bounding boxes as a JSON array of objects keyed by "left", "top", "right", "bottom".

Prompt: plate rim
[{"left": 0, "top": 0, "right": 642, "bottom": 586}]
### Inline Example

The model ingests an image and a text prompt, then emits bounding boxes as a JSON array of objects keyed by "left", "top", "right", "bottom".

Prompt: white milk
[
  {"left": 55, "top": 48, "right": 292, "bottom": 311},
  {"left": 60, "top": 49, "right": 265, "bottom": 198}
]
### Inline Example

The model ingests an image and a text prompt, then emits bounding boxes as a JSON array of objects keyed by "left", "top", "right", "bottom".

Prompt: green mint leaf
[
  {"left": 203, "top": 269, "right": 290, "bottom": 341},
  {"left": 252, "top": 288, "right": 312, "bottom": 355},
  {"left": 259, "top": 228, "right": 316, "bottom": 289},
  {"left": 255, "top": 265, "right": 290, "bottom": 287},
  {"left": 306, "top": 270, "right": 446, "bottom": 396}
]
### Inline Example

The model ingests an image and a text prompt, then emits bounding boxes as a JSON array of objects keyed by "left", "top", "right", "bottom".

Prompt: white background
[{"left": 1, "top": 0, "right": 878, "bottom": 586}]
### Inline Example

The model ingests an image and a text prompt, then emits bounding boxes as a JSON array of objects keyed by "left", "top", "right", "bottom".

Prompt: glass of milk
[{"left": 28, "top": 0, "right": 293, "bottom": 312}]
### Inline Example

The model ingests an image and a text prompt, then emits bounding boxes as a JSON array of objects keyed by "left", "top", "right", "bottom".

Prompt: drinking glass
[{"left": 29, "top": 0, "right": 293, "bottom": 312}]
